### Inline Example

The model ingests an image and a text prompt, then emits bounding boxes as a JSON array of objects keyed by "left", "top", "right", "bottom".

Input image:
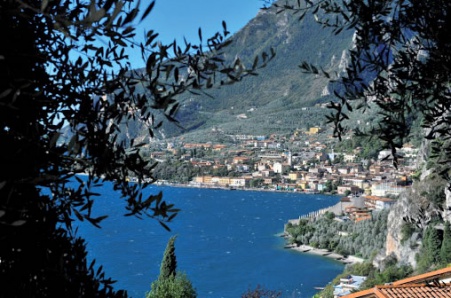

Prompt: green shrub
[
  {"left": 325, "top": 211, "right": 335, "bottom": 220},
  {"left": 285, "top": 210, "right": 389, "bottom": 259},
  {"left": 400, "top": 222, "right": 416, "bottom": 244},
  {"left": 147, "top": 273, "right": 197, "bottom": 298}
]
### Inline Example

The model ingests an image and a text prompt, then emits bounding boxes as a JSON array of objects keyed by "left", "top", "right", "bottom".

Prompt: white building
[{"left": 273, "top": 162, "right": 290, "bottom": 174}]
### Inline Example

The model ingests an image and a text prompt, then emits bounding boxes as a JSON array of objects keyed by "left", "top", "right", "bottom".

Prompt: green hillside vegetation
[
  {"left": 286, "top": 210, "right": 389, "bottom": 260},
  {"left": 141, "top": 9, "right": 355, "bottom": 139}
]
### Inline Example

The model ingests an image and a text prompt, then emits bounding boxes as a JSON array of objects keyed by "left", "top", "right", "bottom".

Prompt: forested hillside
[{"left": 135, "top": 5, "right": 355, "bottom": 139}]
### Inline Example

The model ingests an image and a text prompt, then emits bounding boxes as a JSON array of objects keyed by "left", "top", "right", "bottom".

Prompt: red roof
[
  {"left": 343, "top": 267, "right": 451, "bottom": 298},
  {"left": 344, "top": 283, "right": 451, "bottom": 297}
]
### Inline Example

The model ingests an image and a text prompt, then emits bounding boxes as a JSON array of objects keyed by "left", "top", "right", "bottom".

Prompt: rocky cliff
[{"left": 381, "top": 141, "right": 450, "bottom": 269}]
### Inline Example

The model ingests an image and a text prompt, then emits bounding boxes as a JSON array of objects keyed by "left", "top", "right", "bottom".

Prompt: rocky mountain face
[
  {"left": 61, "top": 1, "right": 359, "bottom": 143},
  {"left": 381, "top": 140, "right": 450, "bottom": 269},
  {"left": 153, "top": 2, "right": 355, "bottom": 139},
  {"left": 384, "top": 183, "right": 426, "bottom": 268}
]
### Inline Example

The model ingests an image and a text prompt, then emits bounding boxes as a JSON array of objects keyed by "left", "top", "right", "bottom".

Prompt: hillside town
[{"left": 147, "top": 126, "right": 418, "bottom": 204}]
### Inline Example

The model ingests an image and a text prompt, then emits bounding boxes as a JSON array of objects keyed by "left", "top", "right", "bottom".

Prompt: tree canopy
[{"left": 0, "top": 0, "right": 273, "bottom": 296}]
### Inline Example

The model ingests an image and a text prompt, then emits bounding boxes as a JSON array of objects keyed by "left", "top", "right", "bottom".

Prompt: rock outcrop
[{"left": 381, "top": 140, "right": 448, "bottom": 269}]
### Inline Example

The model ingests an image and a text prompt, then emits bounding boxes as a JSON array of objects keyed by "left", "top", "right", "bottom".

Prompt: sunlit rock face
[
  {"left": 445, "top": 186, "right": 451, "bottom": 222},
  {"left": 382, "top": 139, "right": 448, "bottom": 269},
  {"left": 385, "top": 190, "right": 421, "bottom": 268}
]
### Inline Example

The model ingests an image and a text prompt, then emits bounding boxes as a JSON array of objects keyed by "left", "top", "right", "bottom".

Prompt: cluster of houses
[
  {"left": 180, "top": 137, "right": 416, "bottom": 199},
  {"left": 149, "top": 127, "right": 418, "bottom": 206},
  {"left": 334, "top": 195, "right": 395, "bottom": 223}
]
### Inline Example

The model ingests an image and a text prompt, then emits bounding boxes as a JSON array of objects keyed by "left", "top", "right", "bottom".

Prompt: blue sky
[{"left": 129, "top": 0, "right": 264, "bottom": 67}]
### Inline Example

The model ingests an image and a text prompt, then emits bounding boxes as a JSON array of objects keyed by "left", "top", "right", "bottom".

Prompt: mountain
[{"left": 146, "top": 3, "right": 355, "bottom": 140}]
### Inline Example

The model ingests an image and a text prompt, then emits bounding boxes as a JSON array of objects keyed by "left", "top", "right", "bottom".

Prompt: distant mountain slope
[
  {"left": 60, "top": 2, "right": 356, "bottom": 143},
  {"left": 153, "top": 2, "right": 355, "bottom": 139}
]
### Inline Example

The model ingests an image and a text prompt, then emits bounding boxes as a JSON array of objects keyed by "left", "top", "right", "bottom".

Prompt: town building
[{"left": 333, "top": 275, "right": 367, "bottom": 297}]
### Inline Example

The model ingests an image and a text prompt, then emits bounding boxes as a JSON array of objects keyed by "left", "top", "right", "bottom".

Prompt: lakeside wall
[
  {"left": 286, "top": 196, "right": 364, "bottom": 226},
  {"left": 287, "top": 207, "right": 331, "bottom": 225}
]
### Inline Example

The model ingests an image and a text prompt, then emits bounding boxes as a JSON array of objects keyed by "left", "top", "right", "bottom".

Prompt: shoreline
[
  {"left": 76, "top": 174, "right": 337, "bottom": 196},
  {"left": 166, "top": 183, "right": 362, "bottom": 264},
  {"left": 286, "top": 243, "right": 364, "bottom": 265},
  {"left": 167, "top": 183, "right": 361, "bottom": 264},
  {"left": 157, "top": 181, "right": 339, "bottom": 196}
]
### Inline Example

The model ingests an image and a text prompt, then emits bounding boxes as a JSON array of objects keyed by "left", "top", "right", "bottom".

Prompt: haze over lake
[{"left": 77, "top": 182, "right": 343, "bottom": 297}]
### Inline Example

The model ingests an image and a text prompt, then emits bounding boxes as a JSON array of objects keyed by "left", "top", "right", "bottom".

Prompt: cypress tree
[
  {"left": 419, "top": 225, "right": 442, "bottom": 270},
  {"left": 159, "top": 236, "right": 178, "bottom": 281},
  {"left": 441, "top": 221, "right": 451, "bottom": 265},
  {"left": 429, "top": 226, "right": 442, "bottom": 264},
  {"left": 418, "top": 226, "right": 434, "bottom": 272},
  {"left": 147, "top": 236, "right": 197, "bottom": 298}
]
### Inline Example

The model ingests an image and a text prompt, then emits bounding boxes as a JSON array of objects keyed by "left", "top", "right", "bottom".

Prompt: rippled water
[{"left": 76, "top": 184, "right": 344, "bottom": 297}]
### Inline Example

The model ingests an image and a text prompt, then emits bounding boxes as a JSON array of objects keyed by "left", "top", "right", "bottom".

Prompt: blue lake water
[{"left": 76, "top": 183, "right": 344, "bottom": 297}]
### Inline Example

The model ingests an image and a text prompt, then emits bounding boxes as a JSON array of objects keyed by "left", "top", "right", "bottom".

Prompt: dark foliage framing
[
  {"left": 0, "top": 0, "right": 274, "bottom": 296},
  {"left": 269, "top": 0, "right": 451, "bottom": 171}
]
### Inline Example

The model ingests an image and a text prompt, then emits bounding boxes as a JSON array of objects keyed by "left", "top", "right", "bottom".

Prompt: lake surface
[{"left": 76, "top": 183, "right": 344, "bottom": 297}]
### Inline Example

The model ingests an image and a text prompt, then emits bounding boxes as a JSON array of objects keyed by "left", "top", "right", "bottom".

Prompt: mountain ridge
[{"left": 149, "top": 4, "right": 355, "bottom": 140}]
